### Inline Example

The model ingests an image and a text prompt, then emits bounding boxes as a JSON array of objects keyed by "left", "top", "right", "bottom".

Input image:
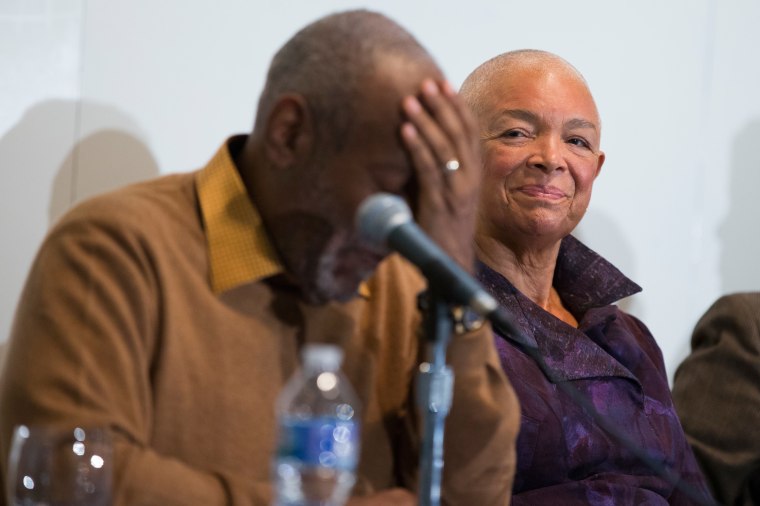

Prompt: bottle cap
[{"left": 301, "top": 344, "right": 343, "bottom": 371}]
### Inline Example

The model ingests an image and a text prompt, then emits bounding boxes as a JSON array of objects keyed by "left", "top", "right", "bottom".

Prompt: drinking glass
[{"left": 6, "top": 425, "right": 112, "bottom": 506}]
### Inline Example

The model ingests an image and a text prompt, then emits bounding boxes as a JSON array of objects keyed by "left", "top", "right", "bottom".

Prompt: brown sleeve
[
  {"left": 672, "top": 292, "right": 760, "bottom": 505},
  {"left": 0, "top": 212, "right": 268, "bottom": 505},
  {"left": 368, "top": 257, "right": 519, "bottom": 505},
  {"left": 440, "top": 323, "right": 520, "bottom": 506}
]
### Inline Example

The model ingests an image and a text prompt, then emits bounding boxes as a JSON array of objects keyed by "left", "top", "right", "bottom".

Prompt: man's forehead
[
  {"left": 355, "top": 57, "right": 440, "bottom": 122},
  {"left": 372, "top": 52, "right": 441, "bottom": 91}
]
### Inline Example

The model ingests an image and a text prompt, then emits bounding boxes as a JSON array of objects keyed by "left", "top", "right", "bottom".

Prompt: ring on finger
[{"left": 444, "top": 159, "right": 460, "bottom": 172}]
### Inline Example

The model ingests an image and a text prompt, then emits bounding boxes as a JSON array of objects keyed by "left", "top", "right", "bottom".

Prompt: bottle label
[{"left": 276, "top": 417, "right": 359, "bottom": 470}]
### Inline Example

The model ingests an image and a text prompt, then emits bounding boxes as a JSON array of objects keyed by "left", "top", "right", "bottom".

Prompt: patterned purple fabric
[{"left": 477, "top": 236, "right": 713, "bottom": 505}]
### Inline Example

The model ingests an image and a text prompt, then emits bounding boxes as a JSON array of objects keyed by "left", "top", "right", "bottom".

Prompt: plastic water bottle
[{"left": 273, "top": 344, "right": 361, "bottom": 506}]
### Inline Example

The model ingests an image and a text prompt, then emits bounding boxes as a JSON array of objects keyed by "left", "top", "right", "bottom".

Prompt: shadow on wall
[
  {"left": 50, "top": 128, "right": 160, "bottom": 224},
  {"left": 720, "top": 119, "right": 760, "bottom": 293},
  {"left": 0, "top": 99, "right": 159, "bottom": 344},
  {"left": 48, "top": 102, "right": 160, "bottom": 225},
  {"left": 574, "top": 209, "right": 639, "bottom": 315},
  {"left": 0, "top": 98, "right": 160, "bottom": 226}
]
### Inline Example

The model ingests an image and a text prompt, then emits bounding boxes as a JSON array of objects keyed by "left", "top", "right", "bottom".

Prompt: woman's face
[{"left": 476, "top": 64, "right": 605, "bottom": 249}]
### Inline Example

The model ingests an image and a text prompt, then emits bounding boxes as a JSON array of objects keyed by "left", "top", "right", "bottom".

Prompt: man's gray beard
[{"left": 305, "top": 248, "right": 361, "bottom": 305}]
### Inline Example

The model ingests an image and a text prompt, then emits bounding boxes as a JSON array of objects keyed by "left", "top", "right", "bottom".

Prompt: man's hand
[
  {"left": 400, "top": 78, "right": 482, "bottom": 273},
  {"left": 346, "top": 488, "right": 417, "bottom": 506}
]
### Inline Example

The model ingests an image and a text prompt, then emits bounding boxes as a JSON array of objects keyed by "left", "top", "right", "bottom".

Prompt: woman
[{"left": 459, "top": 50, "right": 713, "bottom": 505}]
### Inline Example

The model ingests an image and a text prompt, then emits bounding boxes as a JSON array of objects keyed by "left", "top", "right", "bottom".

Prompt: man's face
[
  {"left": 476, "top": 64, "right": 605, "bottom": 247},
  {"left": 285, "top": 57, "right": 438, "bottom": 304}
]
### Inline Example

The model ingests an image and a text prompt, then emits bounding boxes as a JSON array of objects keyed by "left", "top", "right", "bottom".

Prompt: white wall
[{"left": 2, "top": 0, "right": 759, "bottom": 382}]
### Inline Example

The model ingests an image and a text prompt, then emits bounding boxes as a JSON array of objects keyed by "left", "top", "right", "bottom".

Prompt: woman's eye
[
  {"left": 568, "top": 137, "right": 591, "bottom": 149},
  {"left": 502, "top": 129, "right": 527, "bottom": 138}
]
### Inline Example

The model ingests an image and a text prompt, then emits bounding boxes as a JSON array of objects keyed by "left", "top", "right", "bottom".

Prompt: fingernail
[
  {"left": 401, "top": 122, "right": 418, "bottom": 139},
  {"left": 404, "top": 96, "right": 422, "bottom": 114},
  {"left": 441, "top": 80, "right": 456, "bottom": 96},
  {"left": 422, "top": 79, "right": 439, "bottom": 95}
]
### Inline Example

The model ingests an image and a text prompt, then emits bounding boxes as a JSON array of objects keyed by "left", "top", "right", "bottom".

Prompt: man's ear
[{"left": 264, "top": 94, "right": 314, "bottom": 168}]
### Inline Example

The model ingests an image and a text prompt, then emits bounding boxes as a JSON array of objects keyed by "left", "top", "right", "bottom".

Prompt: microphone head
[{"left": 356, "top": 193, "right": 412, "bottom": 247}]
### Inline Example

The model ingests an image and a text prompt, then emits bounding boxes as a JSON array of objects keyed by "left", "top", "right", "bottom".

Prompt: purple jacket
[{"left": 477, "top": 236, "right": 713, "bottom": 505}]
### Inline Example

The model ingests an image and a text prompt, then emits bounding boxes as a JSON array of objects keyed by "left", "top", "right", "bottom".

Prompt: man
[
  {"left": 673, "top": 292, "right": 760, "bottom": 505},
  {"left": 0, "top": 10, "right": 519, "bottom": 505}
]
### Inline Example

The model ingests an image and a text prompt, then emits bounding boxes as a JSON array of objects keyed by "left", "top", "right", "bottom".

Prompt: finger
[
  {"left": 403, "top": 84, "right": 459, "bottom": 169},
  {"left": 414, "top": 80, "right": 483, "bottom": 195},
  {"left": 417, "top": 79, "right": 475, "bottom": 165},
  {"left": 440, "top": 80, "right": 482, "bottom": 158},
  {"left": 400, "top": 119, "right": 445, "bottom": 207},
  {"left": 429, "top": 81, "right": 484, "bottom": 187},
  {"left": 402, "top": 97, "right": 466, "bottom": 207}
]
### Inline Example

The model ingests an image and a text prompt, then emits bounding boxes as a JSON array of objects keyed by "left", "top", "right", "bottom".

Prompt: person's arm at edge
[{"left": 672, "top": 293, "right": 760, "bottom": 505}]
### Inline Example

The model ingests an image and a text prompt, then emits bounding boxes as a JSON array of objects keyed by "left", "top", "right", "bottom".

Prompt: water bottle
[{"left": 273, "top": 344, "right": 361, "bottom": 506}]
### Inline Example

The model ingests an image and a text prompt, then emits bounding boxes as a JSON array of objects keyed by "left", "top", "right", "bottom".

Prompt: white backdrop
[{"left": 2, "top": 0, "right": 759, "bottom": 382}]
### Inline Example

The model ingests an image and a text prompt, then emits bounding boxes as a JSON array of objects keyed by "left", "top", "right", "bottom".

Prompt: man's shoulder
[
  {"left": 39, "top": 171, "right": 204, "bottom": 266},
  {"left": 695, "top": 292, "right": 760, "bottom": 347},
  {"left": 55, "top": 171, "right": 199, "bottom": 236},
  {"left": 708, "top": 292, "right": 760, "bottom": 320}
]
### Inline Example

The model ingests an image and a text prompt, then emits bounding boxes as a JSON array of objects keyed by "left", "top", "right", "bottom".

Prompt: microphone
[
  {"left": 356, "top": 193, "right": 497, "bottom": 317},
  {"left": 356, "top": 193, "right": 532, "bottom": 349}
]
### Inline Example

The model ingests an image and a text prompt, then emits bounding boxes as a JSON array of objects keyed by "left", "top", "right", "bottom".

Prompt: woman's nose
[{"left": 527, "top": 136, "right": 564, "bottom": 173}]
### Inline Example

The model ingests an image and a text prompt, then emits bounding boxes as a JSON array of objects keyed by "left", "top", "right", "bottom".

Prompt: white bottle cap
[{"left": 301, "top": 344, "right": 343, "bottom": 371}]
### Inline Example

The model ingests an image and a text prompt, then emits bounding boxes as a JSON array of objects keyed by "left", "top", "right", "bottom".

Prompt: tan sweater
[{"left": 0, "top": 139, "right": 519, "bottom": 505}]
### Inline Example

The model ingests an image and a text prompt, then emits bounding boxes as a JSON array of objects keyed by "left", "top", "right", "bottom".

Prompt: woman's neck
[{"left": 475, "top": 234, "right": 578, "bottom": 327}]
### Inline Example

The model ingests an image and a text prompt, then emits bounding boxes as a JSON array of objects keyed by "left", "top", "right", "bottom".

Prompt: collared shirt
[
  {"left": 196, "top": 135, "right": 369, "bottom": 298},
  {"left": 478, "top": 235, "right": 713, "bottom": 505},
  {"left": 196, "top": 135, "right": 283, "bottom": 294}
]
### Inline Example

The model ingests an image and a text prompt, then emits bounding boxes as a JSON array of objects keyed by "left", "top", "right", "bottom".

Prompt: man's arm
[
  {"left": 440, "top": 324, "right": 519, "bottom": 505},
  {"left": 397, "top": 79, "right": 520, "bottom": 505},
  {"left": 0, "top": 210, "right": 270, "bottom": 506}
]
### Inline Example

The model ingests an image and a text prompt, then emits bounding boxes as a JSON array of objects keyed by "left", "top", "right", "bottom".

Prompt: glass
[{"left": 6, "top": 425, "right": 112, "bottom": 506}]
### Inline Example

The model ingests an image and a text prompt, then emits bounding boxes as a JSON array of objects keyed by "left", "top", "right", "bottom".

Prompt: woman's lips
[{"left": 516, "top": 184, "right": 567, "bottom": 200}]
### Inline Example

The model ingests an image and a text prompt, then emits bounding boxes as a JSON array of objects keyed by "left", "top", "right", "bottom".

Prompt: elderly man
[
  {"left": 0, "top": 11, "right": 519, "bottom": 505},
  {"left": 460, "top": 50, "right": 713, "bottom": 504}
]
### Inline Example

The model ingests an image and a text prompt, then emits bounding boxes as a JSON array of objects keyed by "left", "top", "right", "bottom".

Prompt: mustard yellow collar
[
  {"left": 197, "top": 136, "right": 370, "bottom": 298},
  {"left": 196, "top": 137, "right": 283, "bottom": 294}
]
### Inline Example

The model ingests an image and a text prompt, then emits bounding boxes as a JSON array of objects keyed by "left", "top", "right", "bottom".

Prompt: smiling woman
[
  {"left": 471, "top": 55, "right": 604, "bottom": 259},
  {"left": 460, "top": 50, "right": 714, "bottom": 505}
]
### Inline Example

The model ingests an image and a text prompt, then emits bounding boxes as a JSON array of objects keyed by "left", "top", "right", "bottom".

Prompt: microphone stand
[{"left": 416, "top": 289, "right": 454, "bottom": 506}]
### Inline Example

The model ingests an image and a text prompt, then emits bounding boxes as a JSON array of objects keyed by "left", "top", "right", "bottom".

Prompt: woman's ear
[{"left": 594, "top": 151, "right": 605, "bottom": 179}]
